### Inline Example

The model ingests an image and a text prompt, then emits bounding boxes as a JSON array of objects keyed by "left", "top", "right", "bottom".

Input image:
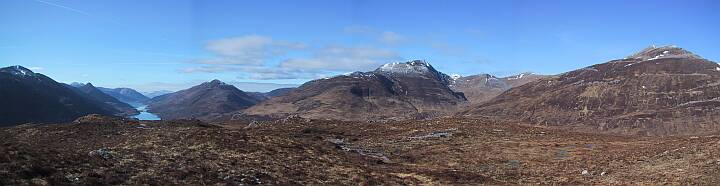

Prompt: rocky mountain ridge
[
  {"left": 240, "top": 60, "right": 468, "bottom": 121},
  {"left": 0, "top": 66, "right": 123, "bottom": 126},
  {"left": 462, "top": 45, "right": 720, "bottom": 135}
]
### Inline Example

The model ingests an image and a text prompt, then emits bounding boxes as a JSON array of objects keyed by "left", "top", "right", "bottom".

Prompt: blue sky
[{"left": 1, "top": 0, "right": 719, "bottom": 92}]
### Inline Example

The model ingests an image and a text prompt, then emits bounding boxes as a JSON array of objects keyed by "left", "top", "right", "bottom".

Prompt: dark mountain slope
[
  {"left": 247, "top": 88, "right": 298, "bottom": 102},
  {"left": 0, "top": 66, "right": 116, "bottom": 126},
  {"left": 98, "top": 87, "right": 150, "bottom": 104},
  {"left": 147, "top": 80, "right": 261, "bottom": 120},
  {"left": 462, "top": 45, "right": 720, "bottom": 135},
  {"left": 72, "top": 83, "right": 138, "bottom": 115}
]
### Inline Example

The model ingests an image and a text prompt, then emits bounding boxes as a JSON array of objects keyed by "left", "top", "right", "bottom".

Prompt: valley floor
[{"left": 1, "top": 117, "right": 719, "bottom": 185}]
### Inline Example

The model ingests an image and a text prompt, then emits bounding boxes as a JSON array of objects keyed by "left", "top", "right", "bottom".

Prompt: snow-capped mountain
[
  {"left": 374, "top": 60, "right": 456, "bottom": 86},
  {"left": 627, "top": 45, "right": 702, "bottom": 61},
  {"left": 1, "top": 65, "right": 36, "bottom": 77},
  {"left": 240, "top": 60, "right": 467, "bottom": 121}
]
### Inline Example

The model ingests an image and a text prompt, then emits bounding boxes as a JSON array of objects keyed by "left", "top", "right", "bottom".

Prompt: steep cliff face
[
  {"left": 241, "top": 60, "right": 467, "bottom": 121},
  {"left": 462, "top": 46, "right": 720, "bottom": 135}
]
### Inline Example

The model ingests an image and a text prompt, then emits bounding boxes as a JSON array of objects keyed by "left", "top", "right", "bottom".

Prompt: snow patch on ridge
[
  {"left": 450, "top": 74, "right": 461, "bottom": 80},
  {"left": 2, "top": 65, "right": 36, "bottom": 77},
  {"left": 507, "top": 72, "right": 535, "bottom": 80},
  {"left": 628, "top": 45, "right": 702, "bottom": 62},
  {"left": 376, "top": 60, "right": 433, "bottom": 75}
]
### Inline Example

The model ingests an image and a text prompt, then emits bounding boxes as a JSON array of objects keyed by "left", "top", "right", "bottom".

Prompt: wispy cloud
[
  {"left": 182, "top": 33, "right": 407, "bottom": 80},
  {"left": 280, "top": 46, "right": 402, "bottom": 71},
  {"left": 237, "top": 67, "right": 327, "bottom": 80},
  {"left": 466, "top": 28, "right": 484, "bottom": 38},
  {"left": 344, "top": 26, "right": 409, "bottom": 46},
  {"left": 198, "top": 35, "right": 306, "bottom": 65},
  {"left": 343, "top": 26, "right": 374, "bottom": 34},
  {"left": 33, "top": 0, "right": 94, "bottom": 17},
  {"left": 378, "top": 31, "right": 406, "bottom": 45},
  {"left": 179, "top": 65, "right": 240, "bottom": 73}
]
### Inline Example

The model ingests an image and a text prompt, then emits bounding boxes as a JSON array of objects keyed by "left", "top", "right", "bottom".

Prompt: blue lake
[{"left": 131, "top": 105, "right": 161, "bottom": 120}]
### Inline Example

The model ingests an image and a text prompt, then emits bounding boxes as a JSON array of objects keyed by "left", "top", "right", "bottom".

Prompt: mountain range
[
  {"left": 67, "top": 83, "right": 139, "bottom": 116},
  {"left": 142, "top": 90, "right": 174, "bottom": 98},
  {"left": 240, "top": 60, "right": 469, "bottom": 121},
  {"left": 5, "top": 45, "right": 720, "bottom": 136},
  {"left": 462, "top": 45, "right": 720, "bottom": 135},
  {"left": 97, "top": 87, "right": 150, "bottom": 105},
  {"left": 449, "top": 72, "right": 549, "bottom": 103},
  {"left": 0, "top": 66, "right": 125, "bottom": 126}
]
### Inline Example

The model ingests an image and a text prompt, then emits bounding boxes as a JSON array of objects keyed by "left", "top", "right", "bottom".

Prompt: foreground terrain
[{"left": 2, "top": 115, "right": 719, "bottom": 185}]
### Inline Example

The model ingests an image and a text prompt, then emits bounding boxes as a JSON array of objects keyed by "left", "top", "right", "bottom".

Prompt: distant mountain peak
[
  {"left": 70, "top": 82, "right": 86, "bottom": 87},
  {"left": 146, "top": 79, "right": 259, "bottom": 120},
  {"left": 506, "top": 72, "right": 536, "bottom": 80},
  {"left": 375, "top": 60, "right": 434, "bottom": 74},
  {"left": 0, "top": 65, "right": 36, "bottom": 77},
  {"left": 206, "top": 79, "right": 227, "bottom": 86},
  {"left": 627, "top": 45, "right": 702, "bottom": 61}
]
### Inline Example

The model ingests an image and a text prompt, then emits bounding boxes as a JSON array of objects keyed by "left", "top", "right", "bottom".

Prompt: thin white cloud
[
  {"left": 180, "top": 65, "right": 324, "bottom": 80},
  {"left": 466, "top": 28, "right": 484, "bottom": 38},
  {"left": 184, "top": 34, "right": 404, "bottom": 80},
  {"left": 179, "top": 66, "right": 240, "bottom": 73},
  {"left": 280, "top": 46, "right": 402, "bottom": 71},
  {"left": 200, "top": 35, "right": 306, "bottom": 65},
  {"left": 28, "top": 67, "right": 44, "bottom": 71},
  {"left": 343, "top": 26, "right": 375, "bottom": 34},
  {"left": 379, "top": 31, "right": 405, "bottom": 45},
  {"left": 33, "top": 0, "right": 94, "bottom": 17},
  {"left": 238, "top": 67, "right": 327, "bottom": 80}
]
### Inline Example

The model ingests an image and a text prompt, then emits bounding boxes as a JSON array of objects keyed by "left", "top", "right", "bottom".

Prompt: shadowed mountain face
[
  {"left": 265, "top": 87, "right": 296, "bottom": 97},
  {"left": 462, "top": 46, "right": 720, "bottom": 136},
  {"left": 97, "top": 87, "right": 150, "bottom": 104},
  {"left": 449, "top": 73, "right": 549, "bottom": 103},
  {"left": 247, "top": 88, "right": 297, "bottom": 102},
  {"left": 142, "top": 90, "right": 173, "bottom": 98},
  {"left": 241, "top": 60, "right": 468, "bottom": 121},
  {"left": 146, "top": 80, "right": 261, "bottom": 121},
  {"left": 71, "top": 83, "right": 139, "bottom": 115},
  {"left": 0, "top": 66, "right": 117, "bottom": 126}
]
